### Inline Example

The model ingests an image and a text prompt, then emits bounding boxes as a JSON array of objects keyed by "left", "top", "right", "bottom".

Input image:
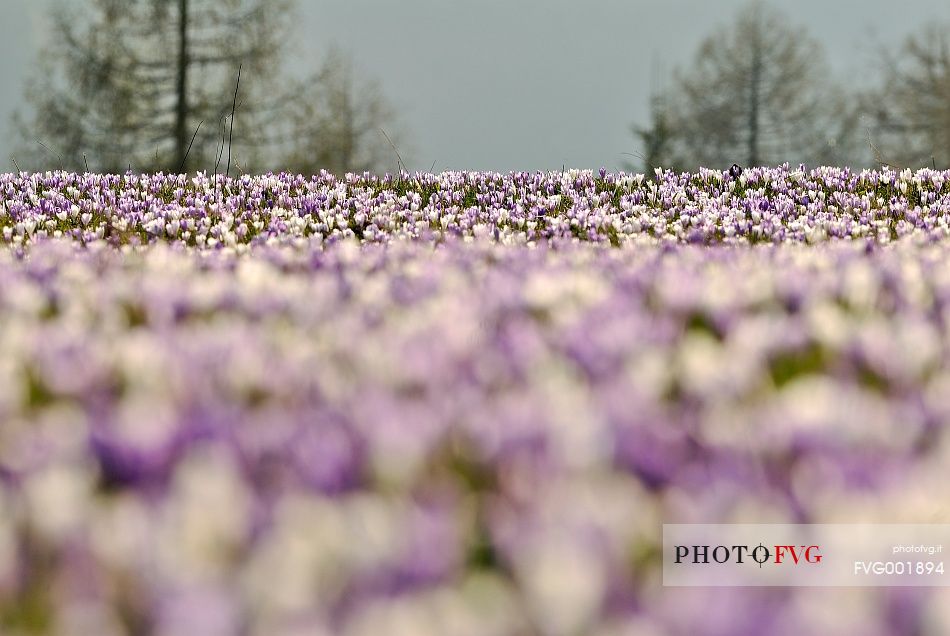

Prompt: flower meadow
[{"left": 2, "top": 166, "right": 950, "bottom": 634}]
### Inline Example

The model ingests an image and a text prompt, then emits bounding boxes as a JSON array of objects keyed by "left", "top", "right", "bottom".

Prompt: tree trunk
[
  {"left": 341, "top": 67, "right": 354, "bottom": 172},
  {"left": 748, "top": 32, "right": 762, "bottom": 168},
  {"left": 173, "top": 0, "right": 189, "bottom": 172}
]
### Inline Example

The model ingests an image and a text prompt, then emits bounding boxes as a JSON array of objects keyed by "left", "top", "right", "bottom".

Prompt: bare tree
[
  {"left": 633, "top": 1, "right": 864, "bottom": 171},
  {"left": 865, "top": 25, "right": 950, "bottom": 169},
  {"left": 279, "top": 48, "right": 406, "bottom": 176},
  {"left": 627, "top": 93, "right": 684, "bottom": 176},
  {"left": 14, "top": 0, "right": 322, "bottom": 173}
]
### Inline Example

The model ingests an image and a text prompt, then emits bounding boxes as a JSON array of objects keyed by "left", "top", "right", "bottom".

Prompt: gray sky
[{"left": 3, "top": 0, "right": 950, "bottom": 172}]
